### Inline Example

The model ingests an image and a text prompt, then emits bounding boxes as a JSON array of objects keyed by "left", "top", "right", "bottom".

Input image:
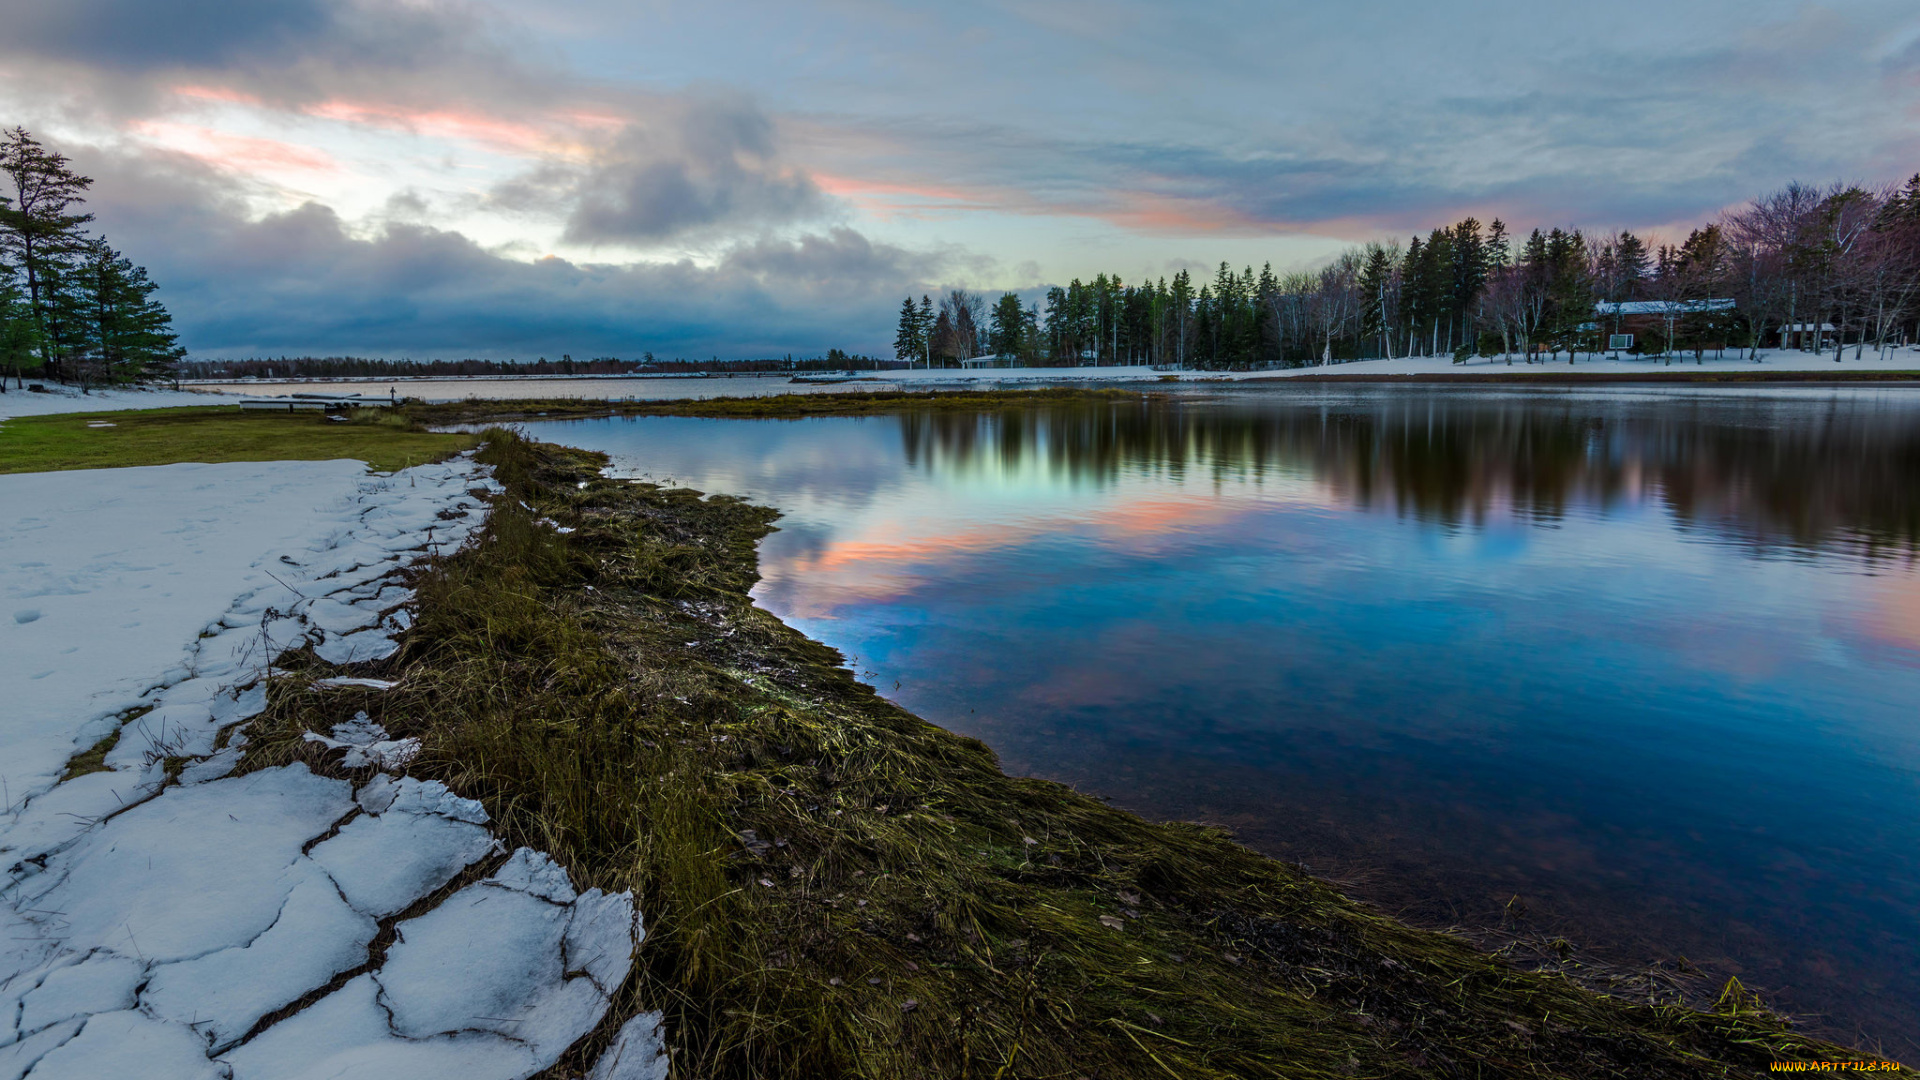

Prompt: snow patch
[
  {"left": 589, "top": 1012, "right": 671, "bottom": 1080},
  {"left": 311, "top": 777, "right": 496, "bottom": 918},
  {"left": 1, "top": 452, "right": 638, "bottom": 1077},
  {"left": 16, "top": 952, "right": 144, "bottom": 1035},
  {"left": 303, "top": 713, "right": 422, "bottom": 770},
  {"left": 311, "top": 677, "right": 399, "bottom": 691},
  {"left": 374, "top": 850, "right": 631, "bottom": 1056},
  {"left": 0, "top": 384, "right": 235, "bottom": 422},
  {"left": 25, "top": 1009, "right": 226, "bottom": 1080},
  {"left": 142, "top": 871, "right": 378, "bottom": 1050}
]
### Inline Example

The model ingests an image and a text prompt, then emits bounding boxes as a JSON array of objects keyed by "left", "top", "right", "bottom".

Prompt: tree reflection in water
[{"left": 898, "top": 391, "right": 1920, "bottom": 556}]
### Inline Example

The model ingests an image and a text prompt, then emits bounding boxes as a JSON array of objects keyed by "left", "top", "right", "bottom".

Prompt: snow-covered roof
[{"left": 1595, "top": 299, "right": 1736, "bottom": 316}]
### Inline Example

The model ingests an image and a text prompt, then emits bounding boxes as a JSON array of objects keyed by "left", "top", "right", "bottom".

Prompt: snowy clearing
[
  {"left": 1, "top": 455, "right": 662, "bottom": 1080},
  {"left": 0, "top": 385, "right": 235, "bottom": 422},
  {"left": 186, "top": 347, "right": 1920, "bottom": 405}
]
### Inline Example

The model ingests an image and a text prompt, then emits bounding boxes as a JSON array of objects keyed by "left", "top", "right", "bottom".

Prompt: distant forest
[
  {"left": 179, "top": 350, "right": 906, "bottom": 381},
  {"left": 1, "top": 127, "right": 182, "bottom": 388},
  {"left": 897, "top": 177, "right": 1920, "bottom": 369}
]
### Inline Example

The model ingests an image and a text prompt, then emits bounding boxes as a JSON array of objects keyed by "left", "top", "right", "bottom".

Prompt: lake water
[{"left": 530, "top": 386, "right": 1920, "bottom": 1054}]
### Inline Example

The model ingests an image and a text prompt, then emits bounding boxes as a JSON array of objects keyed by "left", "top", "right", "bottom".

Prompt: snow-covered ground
[
  {"left": 0, "top": 384, "right": 234, "bottom": 422},
  {"left": 1, "top": 458, "right": 665, "bottom": 1080},
  {"left": 859, "top": 348, "right": 1920, "bottom": 382},
  {"left": 1239, "top": 347, "right": 1920, "bottom": 379},
  {"left": 187, "top": 347, "right": 1920, "bottom": 405}
]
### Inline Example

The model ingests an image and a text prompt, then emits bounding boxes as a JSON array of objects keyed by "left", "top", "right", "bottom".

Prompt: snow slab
[
  {"left": 589, "top": 1011, "right": 671, "bottom": 1080},
  {"left": 310, "top": 777, "right": 496, "bottom": 918},
  {"left": 224, "top": 851, "right": 637, "bottom": 1080},
  {"left": 2, "top": 450, "right": 646, "bottom": 1078},
  {"left": 305, "top": 712, "right": 423, "bottom": 770},
  {"left": 27, "top": 1009, "right": 224, "bottom": 1080}
]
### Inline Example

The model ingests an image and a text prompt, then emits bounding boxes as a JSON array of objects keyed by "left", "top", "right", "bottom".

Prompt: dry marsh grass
[{"left": 243, "top": 430, "right": 1876, "bottom": 1079}]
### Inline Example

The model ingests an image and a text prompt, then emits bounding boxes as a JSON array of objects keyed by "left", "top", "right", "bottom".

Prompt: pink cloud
[
  {"left": 302, "top": 99, "right": 568, "bottom": 157},
  {"left": 170, "top": 83, "right": 265, "bottom": 106},
  {"left": 130, "top": 121, "right": 339, "bottom": 176}
]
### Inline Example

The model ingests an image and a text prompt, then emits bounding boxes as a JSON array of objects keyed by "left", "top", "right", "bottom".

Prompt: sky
[{"left": 3, "top": 0, "right": 1918, "bottom": 360}]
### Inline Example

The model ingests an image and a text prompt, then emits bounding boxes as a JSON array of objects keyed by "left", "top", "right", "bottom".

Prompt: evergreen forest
[
  {"left": 895, "top": 179, "right": 1920, "bottom": 369},
  {"left": 0, "top": 127, "right": 182, "bottom": 388}
]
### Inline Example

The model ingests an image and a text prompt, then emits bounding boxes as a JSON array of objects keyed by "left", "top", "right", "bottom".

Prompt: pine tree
[
  {"left": 1043, "top": 286, "right": 1069, "bottom": 364},
  {"left": 894, "top": 296, "right": 923, "bottom": 362},
  {"left": 1169, "top": 270, "right": 1193, "bottom": 368},
  {"left": 1486, "top": 219, "right": 1511, "bottom": 271},
  {"left": 989, "top": 292, "right": 1025, "bottom": 359},
  {"left": 113, "top": 258, "right": 183, "bottom": 381},
  {"left": 1894, "top": 175, "right": 1920, "bottom": 225},
  {"left": 929, "top": 310, "right": 955, "bottom": 367},
  {"left": 916, "top": 296, "right": 935, "bottom": 367},
  {"left": 1450, "top": 218, "right": 1487, "bottom": 357},
  {"left": 0, "top": 128, "right": 95, "bottom": 381},
  {"left": 1541, "top": 229, "right": 1593, "bottom": 361},
  {"left": 1615, "top": 231, "right": 1651, "bottom": 298},
  {"left": 0, "top": 262, "right": 33, "bottom": 389},
  {"left": 1359, "top": 245, "right": 1395, "bottom": 359},
  {"left": 1401, "top": 236, "right": 1430, "bottom": 354}
]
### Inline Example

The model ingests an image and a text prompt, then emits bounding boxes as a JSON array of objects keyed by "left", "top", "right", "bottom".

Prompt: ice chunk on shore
[
  {"left": 377, "top": 850, "right": 611, "bottom": 1054},
  {"left": 311, "top": 777, "right": 495, "bottom": 917},
  {"left": 312, "top": 676, "right": 400, "bottom": 691},
  {"left": 303, "top": 713, "right": 421, "bottom": 770},
  {"left": 589, "top": 1012, "right": 671, "bottom": 1080}
]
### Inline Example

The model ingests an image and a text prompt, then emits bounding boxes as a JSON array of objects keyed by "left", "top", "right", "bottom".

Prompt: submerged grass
[
  {"left": 244, "top": 430, "right": 1880, "bottom": 1078},
  {"left": 0, "top": 405, "right": 478, "bottom": 473}
]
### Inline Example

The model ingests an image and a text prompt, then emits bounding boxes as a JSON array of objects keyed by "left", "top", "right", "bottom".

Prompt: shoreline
[
  {"left": 238, "top": 429, "right": 1875, "bottom": 1077},
  {"left": 3, "top": 395, "right": 1903, "bottom": 1070}
]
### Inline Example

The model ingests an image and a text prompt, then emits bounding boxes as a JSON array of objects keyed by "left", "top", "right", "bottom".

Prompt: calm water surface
[{"left": 532, "top": 387, "right": 1920, "bottom": 1053}]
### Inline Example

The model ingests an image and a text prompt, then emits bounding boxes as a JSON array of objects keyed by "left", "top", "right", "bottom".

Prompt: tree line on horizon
[
  {"left": 895, "top": 177, "right": 1920, "bottom": 369},
  {"left": 0, "top": 127, "right": 182, "bottom": 388},
  {"left": 178, "top": 350, "right": 909, "bottom": 381}
]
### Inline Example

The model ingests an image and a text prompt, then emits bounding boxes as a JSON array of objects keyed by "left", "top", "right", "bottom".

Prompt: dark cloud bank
[
  {"left": 490, "top": 94, "right": 827, "bottom": 247},
  {"left": 81, "top": 148, "right": 936, "bottom": 359},
  {"left": 2, "top": 0, "right": 928, "bottom": 359}
]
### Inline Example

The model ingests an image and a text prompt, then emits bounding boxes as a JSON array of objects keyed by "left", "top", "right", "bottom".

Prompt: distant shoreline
[
  {"left": 177, "top": 359, "right": 1920, "bottom": 392},
  {"left": 178, "top": 371, "right": 789, "bottom": 386},
  {"left": 1252, "top": 369, "right": 1920, "bottom": 384}
]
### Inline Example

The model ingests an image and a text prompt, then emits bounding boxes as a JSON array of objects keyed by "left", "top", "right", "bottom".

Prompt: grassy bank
[
  {"left": 0, "top": 405, "right": 479, "bottom": 473},
  {"left": 404, "top": 387, "right": 1153, "bottom": 426},
  {"left": 241, "top": 430, "right": 1876, "bottom": 1079}
]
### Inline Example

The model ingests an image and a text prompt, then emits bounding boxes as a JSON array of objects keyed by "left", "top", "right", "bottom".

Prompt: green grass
[
  {"left": 238, "top": 430, "right": 1883, "bottom": 1079},
  {"left": 0, "top": 406, "right": 480, "bottom": 473}
]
